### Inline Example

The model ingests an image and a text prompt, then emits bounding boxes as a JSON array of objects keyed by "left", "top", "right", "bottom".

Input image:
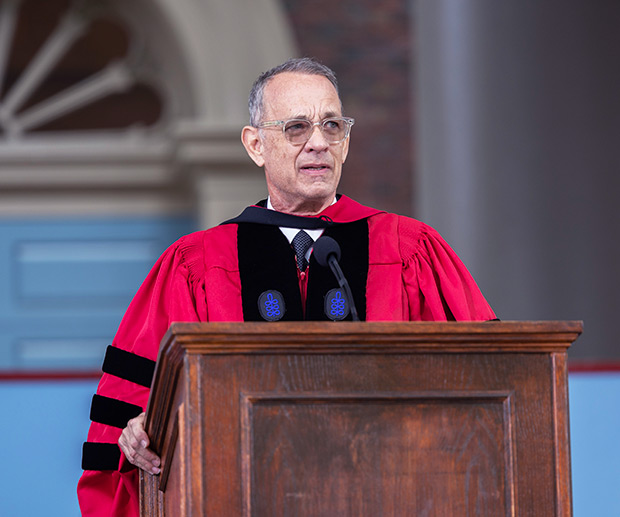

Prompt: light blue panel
[
  {"left": 13, "top": 337, "right": 109, "bottom": 369},
  {"left": 15, "top": 240, "right": 161, "bottom": 303},
  {"left": 0, "top": 315, "right": 123, "bottom": 369},
  {"left": 0, "top": 379, "right": 98, "bottom": 517},
  {"left": 0, "top": 217, "right": 194, "bottom": 370},
  {"left": 570, "top": 372, "right": 620, "bottom": 517}
]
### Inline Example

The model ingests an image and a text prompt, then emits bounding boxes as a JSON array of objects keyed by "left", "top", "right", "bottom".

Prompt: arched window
[{"left": 0, "top": 0, "right": 168, "bottom": 139}]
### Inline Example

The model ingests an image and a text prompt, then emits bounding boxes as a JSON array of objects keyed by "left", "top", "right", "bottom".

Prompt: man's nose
[{"left": 304, "top": 123, "right": 329, "bottom": 150}]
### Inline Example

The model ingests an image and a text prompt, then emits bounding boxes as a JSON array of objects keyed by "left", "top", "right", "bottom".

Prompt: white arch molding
[{"left": 0, "top": 0, "right": 297, "bottom": 228}]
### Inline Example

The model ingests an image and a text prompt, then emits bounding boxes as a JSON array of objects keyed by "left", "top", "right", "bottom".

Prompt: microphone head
[{"left": 312, "top": 236, "right": 341, "bottom": 266}]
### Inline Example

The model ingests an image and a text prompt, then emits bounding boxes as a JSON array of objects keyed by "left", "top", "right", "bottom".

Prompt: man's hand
[{"left": 118, "top": 412, "right": 161, "bottom": 475}]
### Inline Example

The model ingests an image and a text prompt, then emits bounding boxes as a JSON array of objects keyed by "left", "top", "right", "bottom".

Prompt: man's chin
[{"left": 300, "top": 184, "right": 337, "bottom": 202}]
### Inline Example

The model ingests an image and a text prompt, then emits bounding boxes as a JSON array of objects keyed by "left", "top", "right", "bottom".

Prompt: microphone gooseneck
[{"left": 312, "top": 236, "right": 360, "bottom": 321}]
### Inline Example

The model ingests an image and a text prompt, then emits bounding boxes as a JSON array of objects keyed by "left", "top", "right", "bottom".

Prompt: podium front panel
[{"left": 242, "top": 390, "right": 514, "bottom": 515}]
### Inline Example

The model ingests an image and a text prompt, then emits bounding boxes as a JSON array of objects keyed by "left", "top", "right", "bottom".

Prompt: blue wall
[
  {"left": 0, "top": 372, "right": 617, "bottom": 516},
  {"left": 0, "top": 379, "right": 96, "bottom": 516},
  {"left": 569, "top": 372, "right": 620, "bottom": 516}
]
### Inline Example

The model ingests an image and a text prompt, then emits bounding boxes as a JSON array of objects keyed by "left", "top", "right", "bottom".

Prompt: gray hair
[{"left": 248, "top": 57, "right": 341, "bottom": 126}]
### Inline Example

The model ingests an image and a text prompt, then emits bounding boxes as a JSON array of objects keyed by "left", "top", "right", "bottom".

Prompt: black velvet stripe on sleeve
[
  {"left": 81, "top": 442, "right": 121, "bottom": 471},
  {"left": 102, "top": 345, "right": 156, "bottom": 388},
  {"left": 89, "top": 394, "right": 143, "bottom": 429}
]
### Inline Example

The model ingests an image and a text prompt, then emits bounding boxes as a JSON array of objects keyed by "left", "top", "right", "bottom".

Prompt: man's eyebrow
[{"left": 289, "top": 111, "right": 341, "bottom": 120}]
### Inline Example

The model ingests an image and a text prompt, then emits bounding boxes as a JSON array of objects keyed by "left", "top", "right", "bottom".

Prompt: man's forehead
[
  {"left": 266, "top": 71, "right": 336, "bottom": 89},
  {"left": 263, "top": 72, "right": 342, "bottom": 118}
]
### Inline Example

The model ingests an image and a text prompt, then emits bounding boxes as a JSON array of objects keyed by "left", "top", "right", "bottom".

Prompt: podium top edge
[{"left": 163, "top": 320, "right": 583, "bottom": 341}]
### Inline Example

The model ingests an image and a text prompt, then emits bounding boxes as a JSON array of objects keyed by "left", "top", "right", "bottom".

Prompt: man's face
[{"left": 242, "top": 72, "right": 350, "bottom": 215}]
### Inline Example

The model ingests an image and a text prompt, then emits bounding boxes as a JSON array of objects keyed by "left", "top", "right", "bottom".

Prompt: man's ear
[{"left": 241, "top": 126, "right": 265, "bottom": 167}]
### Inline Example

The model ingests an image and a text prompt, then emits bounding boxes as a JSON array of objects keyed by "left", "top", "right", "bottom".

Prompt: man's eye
[
  {"left": 324, "top": 120, "right": 342, "bottom": 130},
  {"left": 285, "top": 121, "right": 310, "bottom": 132}
]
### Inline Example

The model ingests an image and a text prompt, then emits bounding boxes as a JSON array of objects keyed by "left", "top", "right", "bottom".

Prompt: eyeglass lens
[{"left": 284, "top": 119, "right": 348, "bottom": 144}]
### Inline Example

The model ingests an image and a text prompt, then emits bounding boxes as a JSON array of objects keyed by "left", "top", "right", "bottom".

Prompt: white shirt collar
[{"left": 266, "top": 197, "right": 334, "bottom": 245}]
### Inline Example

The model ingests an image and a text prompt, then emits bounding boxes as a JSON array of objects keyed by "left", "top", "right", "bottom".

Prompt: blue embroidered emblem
[
  {"left": 330, "top": 291, "right": 346, "bottom": 317},
  {"left": 324, "top": 288, "right": 349, "bottom": 321},
  {"left": 258, "top": 290, "right": 286, "bottom": 321},
  {"left": 265, "top": 293, "right": 281, "bottom": 317}
]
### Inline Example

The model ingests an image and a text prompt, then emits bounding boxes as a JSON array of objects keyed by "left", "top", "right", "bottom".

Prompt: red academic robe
[{"left": 77, "top": 195, "right": 495, "bottom": 516}]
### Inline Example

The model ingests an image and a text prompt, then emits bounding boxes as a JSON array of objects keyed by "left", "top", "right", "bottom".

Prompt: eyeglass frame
[{"left": 256, "top": 116, "right": 355, "bottom": 144}]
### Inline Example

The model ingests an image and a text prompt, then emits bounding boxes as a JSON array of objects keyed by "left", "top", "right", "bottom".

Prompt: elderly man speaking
[{"left": 78, "top": 57, "right": 495, "bottom": 517}]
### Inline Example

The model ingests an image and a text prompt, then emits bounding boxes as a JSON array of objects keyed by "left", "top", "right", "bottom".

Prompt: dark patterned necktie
[{"left": 292, "top": 230, "right": 313, "bottom": 271}]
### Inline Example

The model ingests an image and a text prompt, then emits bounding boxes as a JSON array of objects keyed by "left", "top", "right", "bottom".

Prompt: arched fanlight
[{"left": 0, "top": 0, "right": 163, "bottom": 138}]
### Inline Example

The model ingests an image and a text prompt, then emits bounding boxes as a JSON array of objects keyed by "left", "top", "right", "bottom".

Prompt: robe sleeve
[
  {"left": 402, "top": 223, "right": 495, "bottom": 321},
  {"left": 77, "top": 234, "right": 207, "bottom": 517}
]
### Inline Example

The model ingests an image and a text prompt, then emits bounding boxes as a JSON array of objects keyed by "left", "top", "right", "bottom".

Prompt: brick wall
[{"left": 282, "top": 0, "right": 414, "bottom": 216}]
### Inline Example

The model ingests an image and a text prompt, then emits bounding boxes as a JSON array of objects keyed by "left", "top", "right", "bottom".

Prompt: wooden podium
[{"left": 140, "top": 321, "right": 581, "bottom": 516}]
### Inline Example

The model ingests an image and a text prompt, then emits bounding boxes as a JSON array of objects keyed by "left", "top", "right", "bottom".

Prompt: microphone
[{"left": 312, "top": 236, "right": 360, "bottom": 321}]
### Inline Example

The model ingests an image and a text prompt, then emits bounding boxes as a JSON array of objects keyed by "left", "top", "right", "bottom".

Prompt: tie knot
[{"left": 292, "top": 230, "right": 313, "bottom": 271}]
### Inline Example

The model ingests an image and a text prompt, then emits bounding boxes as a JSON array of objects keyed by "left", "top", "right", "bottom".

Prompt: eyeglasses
[{"left": 256, "top": 117, "right": 355, "bottom": 145}]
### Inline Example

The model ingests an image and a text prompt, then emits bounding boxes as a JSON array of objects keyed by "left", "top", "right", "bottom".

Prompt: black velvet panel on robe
[
  {"left": 238, "top": 223, "right": 304, "bottom": 321},
  {"left": 237, "top": 220, "right": 368, "bottom": 321}
]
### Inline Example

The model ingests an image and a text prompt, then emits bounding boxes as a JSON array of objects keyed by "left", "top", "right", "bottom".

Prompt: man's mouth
[{"left": 300, "top": 164, "right": 330, "bottom": 172}]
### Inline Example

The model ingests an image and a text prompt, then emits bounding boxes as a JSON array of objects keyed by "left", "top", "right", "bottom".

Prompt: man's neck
[{"left": 267, "top": 196, "right": 336, "bottom": 216}]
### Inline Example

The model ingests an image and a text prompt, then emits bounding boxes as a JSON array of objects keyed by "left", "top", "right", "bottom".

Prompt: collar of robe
[{"left": 221, "top": 198, "right": 336, "bottom": 229}]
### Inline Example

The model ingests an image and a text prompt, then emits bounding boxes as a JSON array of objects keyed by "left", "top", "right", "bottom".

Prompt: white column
[{"left": 174, "top": 122, "right": 267, "bottom": 229}]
